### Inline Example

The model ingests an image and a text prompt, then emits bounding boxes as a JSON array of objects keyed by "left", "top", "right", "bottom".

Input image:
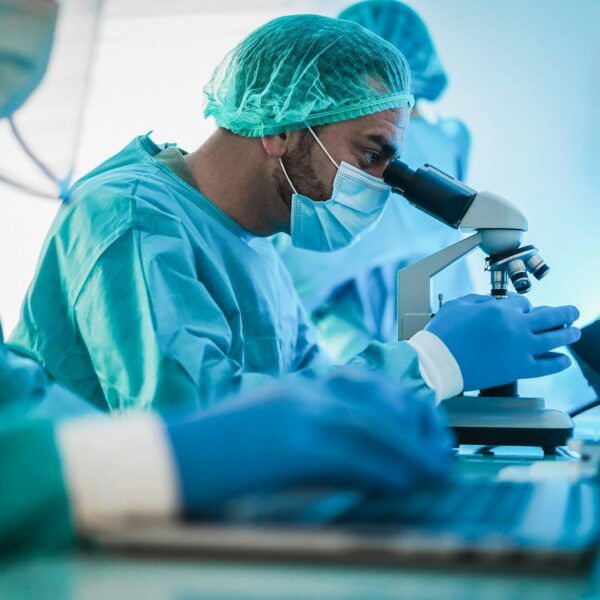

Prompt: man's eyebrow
[{"left": 362, "top": 133, "right": 400, "bottom": 159}]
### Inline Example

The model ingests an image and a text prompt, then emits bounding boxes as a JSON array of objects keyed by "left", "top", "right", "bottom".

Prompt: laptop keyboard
[
  {"left": 336, "top": 480, "right": 537, "bottom": 529},
  {"left": 455, "top": 480, "right": 536, "bottom": 526},
  {"left": 224, "top": 479, "right": 585, "bottom": 536}
]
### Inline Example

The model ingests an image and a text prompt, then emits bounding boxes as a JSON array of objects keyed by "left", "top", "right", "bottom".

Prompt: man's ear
[{"left": 261, "top": 132, "right": 290, "bottom": 158}]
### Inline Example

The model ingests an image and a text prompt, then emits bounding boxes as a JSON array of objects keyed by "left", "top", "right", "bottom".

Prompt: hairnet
[
  {"left": 204, "top": 14, "right": 414, "bottom": 137},
  {"left": 338, "top": 1, "right": 447, "bottom": 101}
]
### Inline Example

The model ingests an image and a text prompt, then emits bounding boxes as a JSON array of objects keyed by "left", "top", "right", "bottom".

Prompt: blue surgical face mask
[{"left": 279, "top": 126, "right": 392, "bottom": 252}]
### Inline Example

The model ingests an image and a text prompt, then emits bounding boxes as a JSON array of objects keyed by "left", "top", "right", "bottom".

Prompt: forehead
[{"left": 327, "top": 108, "right": 409, "bottom": 143}]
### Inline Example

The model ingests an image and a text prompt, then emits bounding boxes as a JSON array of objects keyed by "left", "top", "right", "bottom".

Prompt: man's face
[{"left": 281, "top": 107, "right": 409, "bottom": 203}]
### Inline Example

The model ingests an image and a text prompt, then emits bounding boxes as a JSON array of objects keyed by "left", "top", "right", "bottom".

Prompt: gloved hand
[
  {"left": 426, "top": 294, "right": 581, "bottom": 391},
  {"left": 166, "top": 370, "right": 454, "bottom": 517}
]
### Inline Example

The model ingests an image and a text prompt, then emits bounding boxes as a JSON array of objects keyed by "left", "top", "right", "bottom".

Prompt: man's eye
[{"left": 364, "top": 150, "right": 380, "bottom": 165}]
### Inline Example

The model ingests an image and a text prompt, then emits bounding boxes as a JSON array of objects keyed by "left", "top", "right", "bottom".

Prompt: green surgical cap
[{"left": 204, "top": 14, "right": 414, "bottom": 137}]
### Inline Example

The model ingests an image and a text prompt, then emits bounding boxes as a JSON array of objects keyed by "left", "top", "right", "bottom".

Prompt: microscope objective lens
[
  {"left": 490, "top": 269, "right": 508, "bottom": 298},
  {"left": 525, "top": 254, "right": 550, "bottom": 280},
  {"left": 507, "top": 259, "right": 531, "bottom": 293}
]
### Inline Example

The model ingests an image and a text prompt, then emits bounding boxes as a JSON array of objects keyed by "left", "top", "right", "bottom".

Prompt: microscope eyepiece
[
  {"left": 383, "top": 160, "right": 477, "bottom": 229},
  {"left": 382, "top": 160, "right": 415, "bottom": 193}
]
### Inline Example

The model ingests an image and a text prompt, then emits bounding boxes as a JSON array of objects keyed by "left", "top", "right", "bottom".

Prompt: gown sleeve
[{"left": 73, "top": 224, "right": 276, "bottom": 412}]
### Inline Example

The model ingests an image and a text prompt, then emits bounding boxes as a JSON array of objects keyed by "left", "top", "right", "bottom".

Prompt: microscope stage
[{"left": 439, "top": 395, "right": 574, "bottom": 451}]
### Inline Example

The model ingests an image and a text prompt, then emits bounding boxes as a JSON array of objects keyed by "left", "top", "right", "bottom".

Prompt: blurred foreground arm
[{"left": 0, "top": 370, "right": 454, "bottom": 555}]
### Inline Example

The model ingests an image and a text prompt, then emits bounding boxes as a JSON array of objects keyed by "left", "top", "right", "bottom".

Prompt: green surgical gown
[{"left": 9, "top": 134, "right": 426, "bottom": 412}]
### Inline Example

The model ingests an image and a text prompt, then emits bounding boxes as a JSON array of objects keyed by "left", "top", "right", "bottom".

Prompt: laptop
[{"left": 92, "top": 476, "right": 599, "bottom": 572}]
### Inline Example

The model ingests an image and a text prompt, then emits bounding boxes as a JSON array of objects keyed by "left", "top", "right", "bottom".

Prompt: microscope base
[{"left": 439, "top": 395, "right": 574, "bottom": 453}]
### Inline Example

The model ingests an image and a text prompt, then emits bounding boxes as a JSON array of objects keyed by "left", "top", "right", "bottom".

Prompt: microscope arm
[{"left": 398, "top": 232, "right": 482, "bottom": 340}]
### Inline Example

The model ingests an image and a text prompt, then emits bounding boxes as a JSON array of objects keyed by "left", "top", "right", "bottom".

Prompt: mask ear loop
[
  {"left": 279, "top": 125, "right": 338, "bottom": 196},
  {"left": 278, "top": 157, "right": 298, "bottom": 195},
  {"left": 307, "top": 125, "right": 339, "bottom": 169}
]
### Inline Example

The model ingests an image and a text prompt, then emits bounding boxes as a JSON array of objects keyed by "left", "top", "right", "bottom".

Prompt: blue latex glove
[
  {"left": 166, "top": 370, "right": 454, "bottom": 517},
  {"left": 426, "top": 294, "right": 581, "bottom": 391}
]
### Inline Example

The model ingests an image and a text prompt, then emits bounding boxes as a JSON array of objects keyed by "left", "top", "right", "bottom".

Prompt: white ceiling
[{"left": 103, "top": 0, "right": 348, "bottom": 19}]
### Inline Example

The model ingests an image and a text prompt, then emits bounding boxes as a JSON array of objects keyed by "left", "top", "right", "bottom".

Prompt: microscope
[{"left": 382, "top": 161, "right": 573, "bottom": 454}]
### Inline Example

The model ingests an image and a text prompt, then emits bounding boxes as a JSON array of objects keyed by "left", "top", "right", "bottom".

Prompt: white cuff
[
  {"left": 407, "top": 330, "right": 463, "bottom": 402},
  {"left": 56, "top": 413, "right": 180, "bottom": 532}
]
